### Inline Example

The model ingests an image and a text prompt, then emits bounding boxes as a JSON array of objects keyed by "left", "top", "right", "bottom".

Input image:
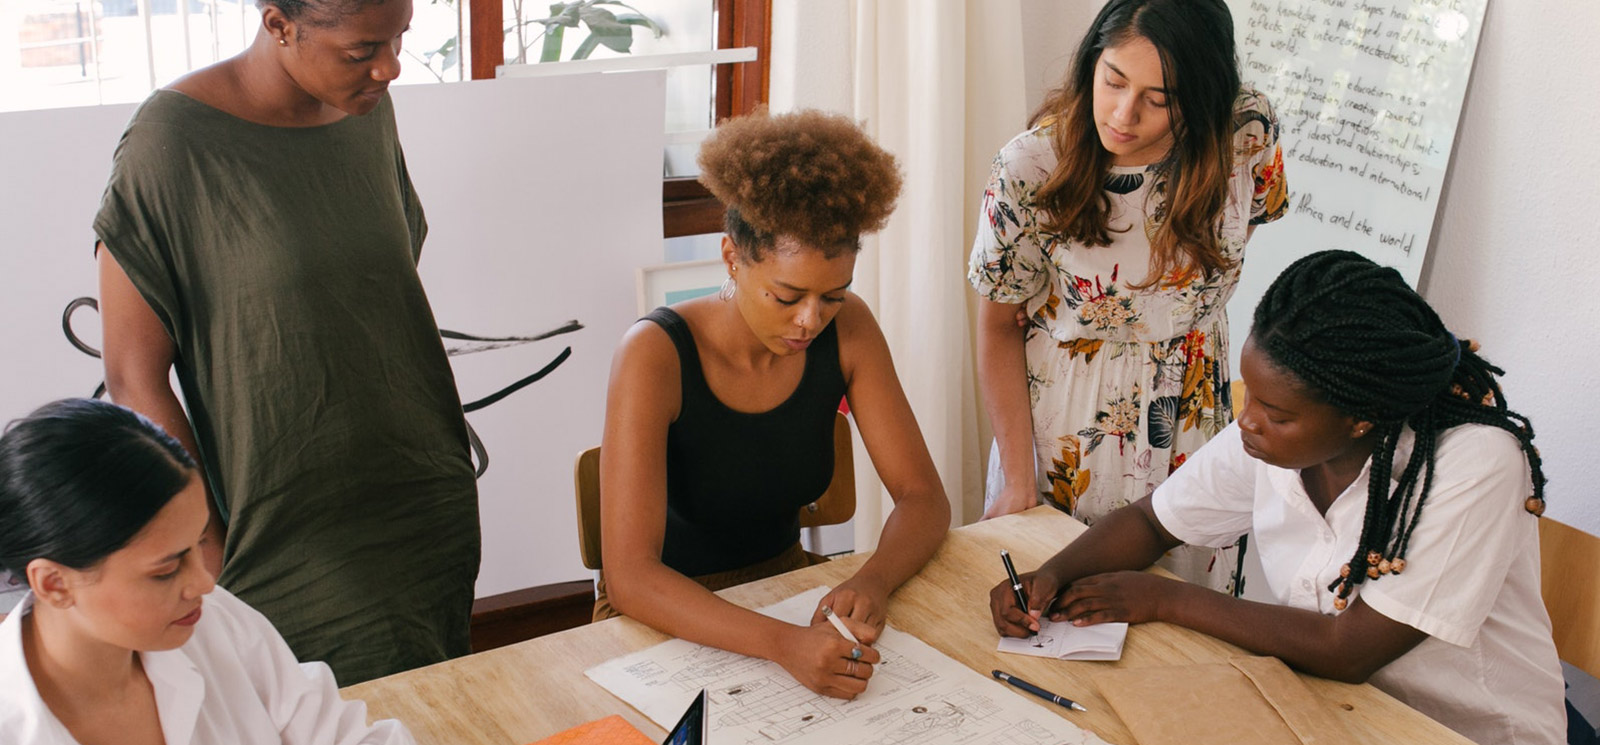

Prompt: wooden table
[{"left": 343, "top": 506, "right": 1471, "bottom": 745}]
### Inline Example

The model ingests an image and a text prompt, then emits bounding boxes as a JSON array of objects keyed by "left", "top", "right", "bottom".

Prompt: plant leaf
[
  {"left": 540, "top": 24, "right": 565, "bottom": 62},
  {"left": 615, "top": 13, "right": 664, "bottom": 38},
  {"left": 440, "top": 38, "right": 459, "bottom": 70},
  {"left": 577, "top": 7, "right": 634, "bottom": 54},
  {"left": 571, "top": 34, "right": 604, "bottom": 59}
]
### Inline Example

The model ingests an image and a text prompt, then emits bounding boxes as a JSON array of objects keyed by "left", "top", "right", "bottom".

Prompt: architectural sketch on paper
[{"left": 585, "top": 587, "right": 1110, "bottom": 745}]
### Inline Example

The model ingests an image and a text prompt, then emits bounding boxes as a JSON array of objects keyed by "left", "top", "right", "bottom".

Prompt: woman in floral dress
[{"left": 969, "top": 0, "right": 1288, "bottom": 591}]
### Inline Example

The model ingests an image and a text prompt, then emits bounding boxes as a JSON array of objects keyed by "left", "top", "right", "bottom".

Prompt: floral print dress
[{"left": 968, "top": 88, "right": 1288, "bottom": 592}]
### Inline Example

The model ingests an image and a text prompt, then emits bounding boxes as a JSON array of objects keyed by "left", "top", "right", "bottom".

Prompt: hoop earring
[{"left": 718, "top": 277, "right": 735, "bottom": 301}]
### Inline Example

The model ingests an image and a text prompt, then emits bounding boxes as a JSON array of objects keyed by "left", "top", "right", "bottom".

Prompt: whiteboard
[
  {"left": 1223, "top": 0, "right": 1488, "bottom": 372},
  {"left": 0, "top": 71, "right": 666, "bottom": 597}
]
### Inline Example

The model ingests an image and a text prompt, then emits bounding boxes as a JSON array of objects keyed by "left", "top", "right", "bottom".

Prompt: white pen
[{"left": 820, "top": 605, "right": 861, "bottom": 644}]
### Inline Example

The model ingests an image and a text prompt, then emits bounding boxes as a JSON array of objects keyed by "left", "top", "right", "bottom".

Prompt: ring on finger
[
  {"left": 849, "top": 646, "right": 863, "bottom": 660},
  {"left": 847, "top": 660, "right": 857, "bottom": 676}
]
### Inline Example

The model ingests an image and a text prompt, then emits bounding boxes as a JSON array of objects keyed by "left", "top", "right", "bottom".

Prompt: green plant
[
  {"left": 407, "top": 0, "right": 665, "bottom": 81},
  {"left": 514, "top": 1, "right": 665, "bottom": 64}
]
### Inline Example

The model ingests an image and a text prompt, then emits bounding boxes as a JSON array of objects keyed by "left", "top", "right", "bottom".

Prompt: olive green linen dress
[{"left": 94, "top": 90, "right": 479, "bottom": 685}]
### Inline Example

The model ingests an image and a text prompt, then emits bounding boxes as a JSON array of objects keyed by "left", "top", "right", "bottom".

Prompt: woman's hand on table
[
  {"left": 773, "top": 623, "right": 882, "bottom": 700},
  {"left": 981, "top": 484, "right": 1038, "bottom": 520},
  {"left": 1049, "top": 570, "right": 1180, "bottom": 626},
  {"left": 988, "top": 569, "right": 1065, "bottom": 637},
  {"left": 814, "top": 576, "right": 889, "bottom": 644}
]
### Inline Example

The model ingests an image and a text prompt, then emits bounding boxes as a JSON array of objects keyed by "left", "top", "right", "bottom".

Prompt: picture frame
[{"left": 636, "top": 259, "right": 726, "bottom": 315}]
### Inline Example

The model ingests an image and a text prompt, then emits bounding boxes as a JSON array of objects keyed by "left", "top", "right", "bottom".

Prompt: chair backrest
[
  {"left": 574, "top": 446, "right": 603, "bottom": 570},
  {"left": 1540, "top": 517, "right": 1600, "bottom": 677},
  {"left": 801, "top": 410, "right": 856, "bottom": 528},
  {"left": 573, "top": 410, "right": 857, "bottom": 571},
  {"left": 1230, "top": 379, "right": 1246, "bottom": 419}
]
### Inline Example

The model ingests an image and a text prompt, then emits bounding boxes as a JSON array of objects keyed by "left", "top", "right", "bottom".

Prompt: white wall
[
  {"left": 1420, "top": 0, "right": 1600, "bottom": 534},
  {"left": 1019, "top": 0, "right": 1098, "bottom": 116},
  {"left": 1020, "top": 1, "right": 1600, "bottom": 535}
]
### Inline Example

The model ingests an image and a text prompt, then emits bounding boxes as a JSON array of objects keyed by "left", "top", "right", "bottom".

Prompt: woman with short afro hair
[{"left": 597, "top": 109, "right": 950, "bottom": 700}]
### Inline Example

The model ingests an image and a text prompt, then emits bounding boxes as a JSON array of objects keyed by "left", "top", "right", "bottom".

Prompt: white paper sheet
[
  {"left": 996, "top": 621, "right": 1127, "bottom": 662},
  {"left": 586, "top": 587, "right": 1109, "bottom": 745}
]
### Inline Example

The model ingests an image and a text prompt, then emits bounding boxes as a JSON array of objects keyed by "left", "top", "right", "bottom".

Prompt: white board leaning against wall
[
  {"left": 0, "top": 71, "right": 666, "bottom": 601},
  {"left": 1223, "top": 0, "right": 1488, "bottom": 372}
]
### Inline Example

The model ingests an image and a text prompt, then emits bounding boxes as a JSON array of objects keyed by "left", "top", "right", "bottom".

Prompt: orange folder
[{"left": 527, "top": 714, "right": 654, "bottom": 745}]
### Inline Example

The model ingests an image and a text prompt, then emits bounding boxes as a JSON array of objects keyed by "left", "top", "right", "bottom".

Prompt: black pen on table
[
  {"left": 992, "top": 669, "right": 1089, "bottom": 712},
  {"left": 1000, "top": 549, "right": 1032, "bottom": 635}
]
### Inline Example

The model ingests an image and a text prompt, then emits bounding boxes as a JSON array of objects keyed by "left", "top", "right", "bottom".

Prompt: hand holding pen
[
  {"left": 1000, "top": 550, "right": 1031, "bottom": 636},
  {"left": 989, "top": 562, "right": 1067, "bottom": 638},
  {"left": 813, "top": 578, "right": 888, "bottom": 644},
  {"left": 774, "top": 609, "right": 881, "bottom": 700}
]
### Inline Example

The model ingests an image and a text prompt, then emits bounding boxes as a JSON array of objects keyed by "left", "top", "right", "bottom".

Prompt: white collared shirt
[
  {"left": 0, "top": 586, "right": 414, "bottom": 745},
  {"left": 1152, "top": 423, "right": 1564, "bottom": 745}
]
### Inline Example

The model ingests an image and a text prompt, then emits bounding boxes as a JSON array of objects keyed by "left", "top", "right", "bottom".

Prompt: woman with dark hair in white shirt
[
  {"left": 989, "top": 250, "right": 1563, "bottom": 744},
  {"left": 0, "top": 398, "right": 412, "bottom": 745}
]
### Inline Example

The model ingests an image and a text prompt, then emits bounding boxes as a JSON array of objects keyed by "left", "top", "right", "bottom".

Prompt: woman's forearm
[
  {"left": 608, "top": 559, "right": 798, "bottom": 660},
  {"left": 1040, "top": 500, "right": 1176, "bottom": 584},
  {"left": 1159, "top": 584, "right": 1406, "bottom": 684},
  {"left": 851, "top": 489, "right": 950, "bottom": 595},
  {"left": 976, "top": 299, "right": 1039, "bottom": 505}
]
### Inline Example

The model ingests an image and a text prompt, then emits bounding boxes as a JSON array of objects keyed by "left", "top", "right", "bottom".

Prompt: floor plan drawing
[{"left": 585, "top": 587, "right": 1110, "bottom": 745}]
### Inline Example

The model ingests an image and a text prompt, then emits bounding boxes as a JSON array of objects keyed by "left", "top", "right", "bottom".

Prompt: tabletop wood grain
[{"left": 342, "top": 506, "right": 1471, "bottom": 745}]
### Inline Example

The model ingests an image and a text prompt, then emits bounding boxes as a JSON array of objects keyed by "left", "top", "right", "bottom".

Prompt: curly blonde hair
[{"left": 697, "top": 109, "right": 901, "bottom": 261}]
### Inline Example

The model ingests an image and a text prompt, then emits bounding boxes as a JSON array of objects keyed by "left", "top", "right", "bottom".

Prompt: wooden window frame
[{"left": 467, "top": 0, "right": 771, "bottom": 239}]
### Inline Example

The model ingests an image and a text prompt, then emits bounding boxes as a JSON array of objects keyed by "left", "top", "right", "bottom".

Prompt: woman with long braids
[
  {"left": 988, "top": 250, "right": 1563, "bottom": 744},
  {"left": 969, "top": 0, "right": 1287, "bottom": 594}
]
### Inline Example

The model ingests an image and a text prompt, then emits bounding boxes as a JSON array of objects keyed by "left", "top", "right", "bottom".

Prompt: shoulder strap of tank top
[
  {"left": 641, "top": 306, "right": 704, "bottom": 382},
  {"left": 808, "top": 317, "right": 844, "bottom": 382}
]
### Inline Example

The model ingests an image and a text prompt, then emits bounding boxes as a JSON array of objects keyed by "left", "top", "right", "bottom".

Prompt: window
[
  {"left": 0, "top": 0, "right": 464, "bottom": 112},
  {"left": 467, "top": 0, "right": 770, "bottom": 239},
  {"left": 1, "top": 0, "right": 768, "bottom": 241}
]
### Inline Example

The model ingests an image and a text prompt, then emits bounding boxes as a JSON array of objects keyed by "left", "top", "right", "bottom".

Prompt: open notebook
[{"left": 996, "top": 620, "right": 1128, "bottom": 661}]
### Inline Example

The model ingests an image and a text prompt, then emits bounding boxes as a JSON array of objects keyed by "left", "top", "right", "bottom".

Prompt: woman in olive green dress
[{"left": 94, "top": 0, "right": 478, "bottom": 685}]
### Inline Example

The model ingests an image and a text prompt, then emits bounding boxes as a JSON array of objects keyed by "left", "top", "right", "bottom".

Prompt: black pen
[
  {"left": 992, "top": 669, "right": 1089, "bottom": 712},
  {"left": 1000, "top": 550, "right": 1030, "bottom": 627}
]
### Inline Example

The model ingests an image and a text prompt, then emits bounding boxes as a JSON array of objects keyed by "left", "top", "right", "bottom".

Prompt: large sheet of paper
[
  {"left": 586, "top": 587, "right": 1108, "bottom": 745},
  {"left": 1222, "top": 0, "right": 1488, "bottom": 371}
]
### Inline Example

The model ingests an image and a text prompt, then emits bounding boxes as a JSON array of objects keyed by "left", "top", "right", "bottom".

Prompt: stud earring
[{"left": 278, "top": 37, "right": 288, "bottom": 46}]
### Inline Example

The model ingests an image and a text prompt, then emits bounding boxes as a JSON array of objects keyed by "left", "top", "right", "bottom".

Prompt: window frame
[{"left": 466, "top": 0, "right": 771, "bottom": 239}]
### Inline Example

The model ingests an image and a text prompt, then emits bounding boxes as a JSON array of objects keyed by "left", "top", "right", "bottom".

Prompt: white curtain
[{"left": 770, "top": 1, "right": 1028, "bottom": 547}]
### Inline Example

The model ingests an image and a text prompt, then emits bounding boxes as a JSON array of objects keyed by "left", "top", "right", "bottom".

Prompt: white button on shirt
[
  {"left": 1152, "top": 423, "right": 1564, "bottom": 745},
  {"left": 0, "top": 587, "right": 415, "bottom": 745}
]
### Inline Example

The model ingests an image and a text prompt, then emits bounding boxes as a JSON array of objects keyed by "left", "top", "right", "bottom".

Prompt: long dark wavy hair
[
  {"left": 1251, "top": 251, "right": 1546, "bottom": 607},
  {"left": 1031, "top": 0, "right": 1240, "bottom": 287}
]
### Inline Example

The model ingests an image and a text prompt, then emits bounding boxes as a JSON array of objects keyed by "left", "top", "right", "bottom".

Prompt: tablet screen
[{"left": 661, "top": 689, "right": 706, "bottom": 745}]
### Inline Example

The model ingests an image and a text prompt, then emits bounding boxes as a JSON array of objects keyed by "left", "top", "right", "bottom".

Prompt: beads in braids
[{"left": 1250, "top": 251, "right": 1546, "bottom": 611}]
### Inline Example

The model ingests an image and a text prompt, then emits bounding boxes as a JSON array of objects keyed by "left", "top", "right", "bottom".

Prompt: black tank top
[{"left": 645, "top": 307, "right": 848, "bottom": 576}]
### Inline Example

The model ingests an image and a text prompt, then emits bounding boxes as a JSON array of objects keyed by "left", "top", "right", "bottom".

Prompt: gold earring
[{"left": 278, "top": 37, "right": 288, "bottom": 46}]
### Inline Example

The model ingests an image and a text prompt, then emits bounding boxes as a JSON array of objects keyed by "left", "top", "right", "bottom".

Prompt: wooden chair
[
  {"left": 1231, "top": 379, "right": 1247, "bottom": 418},
  {"left": 573, "top": 410, "right": 857, "bottom": 571},
  {"left": 1540, "top": 518, "right": 1600, "bottom": 677}
]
